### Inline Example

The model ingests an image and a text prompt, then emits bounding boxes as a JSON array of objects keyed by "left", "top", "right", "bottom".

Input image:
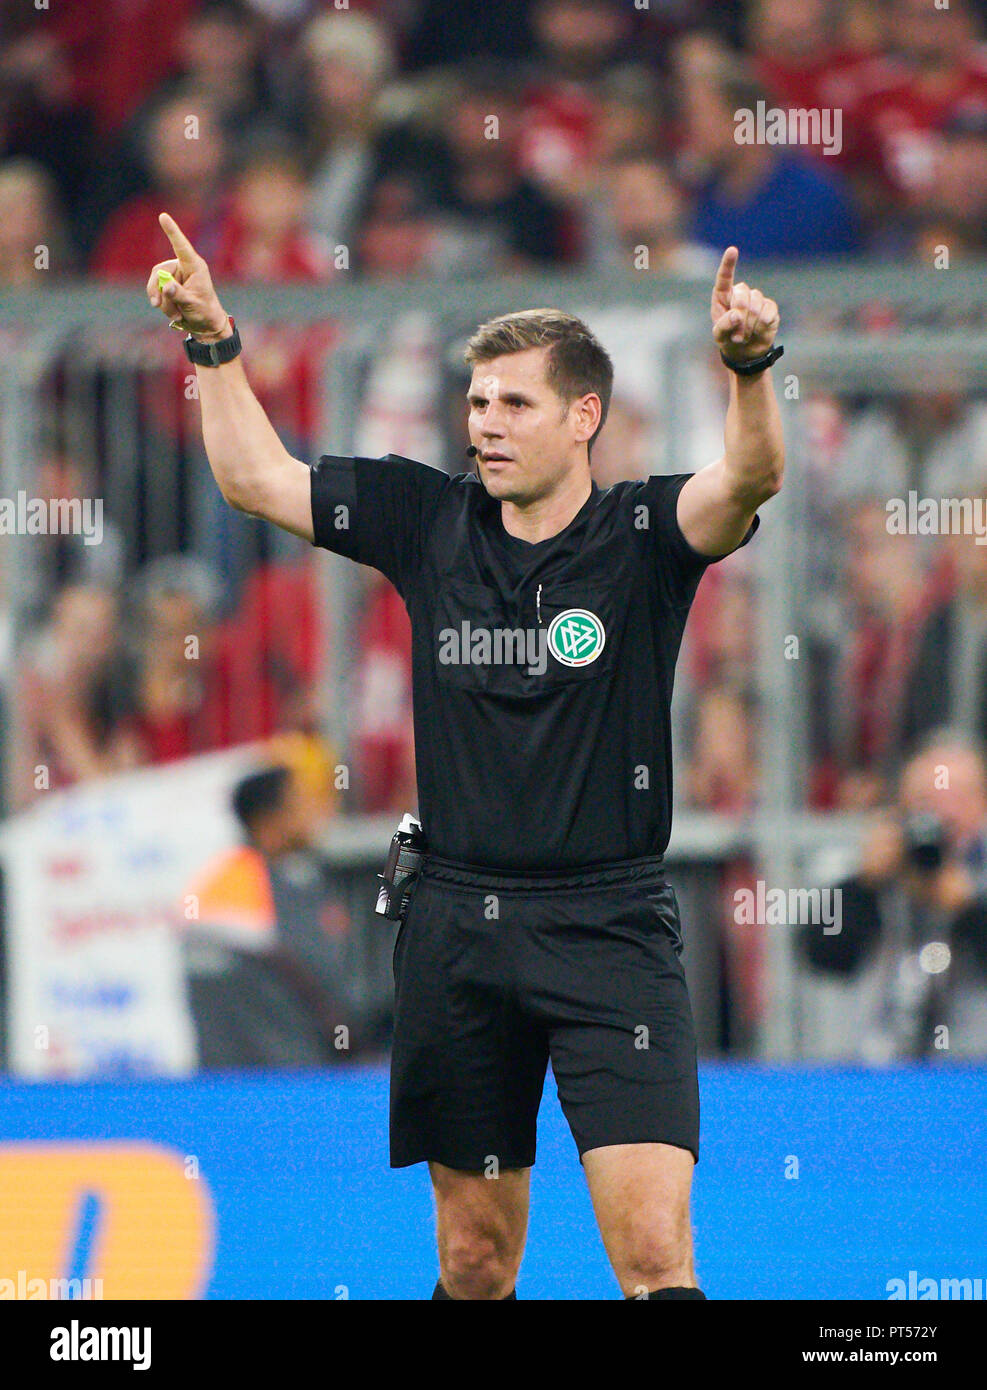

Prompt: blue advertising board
[{"left": 0, "top": 1063, "right": 984, "bottom": 1300}]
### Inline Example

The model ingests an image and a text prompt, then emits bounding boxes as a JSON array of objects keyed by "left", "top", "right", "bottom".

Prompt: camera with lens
[{"left": 902, "top": 811, "right": 948, "bottom": 873}]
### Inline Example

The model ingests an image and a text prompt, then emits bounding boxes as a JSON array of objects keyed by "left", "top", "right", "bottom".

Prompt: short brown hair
[{"left": 464, "top": 308, "right": 614, "bottom": 456}]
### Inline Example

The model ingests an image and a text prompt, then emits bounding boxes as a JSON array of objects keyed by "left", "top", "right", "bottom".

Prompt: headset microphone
[{"left": 466, "top": 445, "right": 479, "bottom": 457}]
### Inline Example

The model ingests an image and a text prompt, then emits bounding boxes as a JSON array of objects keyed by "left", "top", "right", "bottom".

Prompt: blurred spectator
[
  {"left": 0, "top": 160, "right": 73, "bottom": 285},
  {"left": 912, "top": 107, "right": 987, "bottom": 261},
  {"left": 426, "top": 65, "right": 573, "bottom": 269},
  {"left": 177, "top": 134, "right": 340, "bottom": 589},
  {"left": 592, "top": 65, "right": 667, "bottom": 166},
  {"left": 0, "top": 27, "right": 96, "bottom": 256},
  {"left": 210, "top": 562, "right": 322, "bottom": 745},
  {"left": 215, "top": 145, "right": 333, "bottom": 280},
  {"left": 747, "top": 0, "right": 874, "bottom": 164},
  {"left": 89, "top": 1, "right": 284, "bottom": 245},
  {"left": 300, "top": 9, "right": 401, "bottom": 255},
  {"left": 182, "top": 750, "right": 383, "bottom": 1068},
  {"left": 24, "top": 0, "right": 199, "bottom": 137},
  {"left": 847, "top": 0, "right": 987, "bottom": 224},
  {"left": 684, "top": 684, "right": 760, "bottom": 813},
  {"left": 194, "top": 145, "right": 337, "bottom": 595},
  {"left": 804, "top": 728, "right": 987, "bottom": 1060},
  {"left": 404, "top": 0, "right": 534, "bottom": 71},
  {"left": 16, "top": 583, "right": 138, "bottom": 804},
  {"left": 825, "top": 393, "right": 987, "bottom": 504},
  {"left": 91, "top": 90, "right": 230, "bottom": 279},
  {"left": 903, "top": 530, "right": 987, "bottom": 751},
  {"left": 810, "top": 497, "right": 934, "bottom": 810},
  {"left": 686, "top": 569, "right": 759, "bottom": 693},
  {"left": 146, "top": 0, "right": 280, "bottom": 161},
  {"left": 28, "top": 451, "right": 126, "bottom": 613},
  {"left": 121, "top": 555, "right": 227, "bottom": 764},
  {"left": 634, "top": 0, "right": 742, "bottom": 67},
  {"left": 591, "top": 146, "right": 717, "bottom": 275},
  {"left": 355, "top": 171, "right": 444, "bottom": 278},
  {"left": 583, "top": 302, "right": 729, "bottom": 483},
  {"left": 352, "top": 573, "right": 416, "bottom": 813},
  {"left": 352, "top": 306, "right": 445, "bottom": 459},
  {"left": 586, "top": 395, "right": 653, "bottom": 487},
  {"left": 518, "top": 0, "right": 633, "bottom": 203},
  {"left": 680, "top": 62, "right": 861, "bottom": 258}
]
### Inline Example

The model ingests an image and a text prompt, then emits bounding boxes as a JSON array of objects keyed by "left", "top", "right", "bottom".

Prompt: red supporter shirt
[
  {"left": 212, "top": 215, "right": 334, "bottom": 283},
  {"left": 845, "top": 49, "right": 987, "bottom": 196},
  {"left": 91, "top": 195, "right": 229, "bottom": 280},
  {"left": 753, "top": 47, "right": 878, "bottom": 167},
  {"left": 517, "top": 78, "right": 598, "bottom": 188},
  {"left": 52, "top": 0, "right": 199, "bottom": 135}
]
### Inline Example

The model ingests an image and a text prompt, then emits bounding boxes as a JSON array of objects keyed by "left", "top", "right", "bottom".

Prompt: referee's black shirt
[{"left": 311, "top": 455, "right": 758, "bottom": 871}]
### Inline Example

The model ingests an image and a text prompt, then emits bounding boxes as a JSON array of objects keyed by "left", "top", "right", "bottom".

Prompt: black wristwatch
[
  {"left": 183, "top": 318, "right": 242, "bottom": 367},
  {"left": 720, "top": 343, "right": 784, "bottom": 376}
]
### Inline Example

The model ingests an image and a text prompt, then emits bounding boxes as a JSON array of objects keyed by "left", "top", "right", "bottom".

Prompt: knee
[
  {"left": 440, "top": 1229, "right": 519, "bottom": 1300},
  {"left": 615, "top": 1217, "right": 695, "bottom": 1297}
]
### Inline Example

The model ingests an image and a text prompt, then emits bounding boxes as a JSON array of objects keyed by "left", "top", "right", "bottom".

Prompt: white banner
[{"left": 1, "top": 747, "right": 263, "bottom": 1078}]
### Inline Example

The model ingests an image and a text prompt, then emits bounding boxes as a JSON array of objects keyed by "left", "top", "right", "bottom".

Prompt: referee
[{"left": 148, "top": 213, "right": 784, "bottom": 1300}]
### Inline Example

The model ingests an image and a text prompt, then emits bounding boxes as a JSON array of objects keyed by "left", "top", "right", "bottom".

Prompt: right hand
[
  {"left": 859, "top": 812, "right": 905, "bottom": 887},
  {"left": 146, "top": 212, "right": 229, "bottom": 340}
]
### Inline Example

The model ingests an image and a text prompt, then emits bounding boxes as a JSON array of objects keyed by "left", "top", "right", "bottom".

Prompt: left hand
[
  {"left": 711, "top": 246, "right": 780, "bottom": 364},
  {"left": 904, "top": 854, "right": 976, "bottom": 916}
]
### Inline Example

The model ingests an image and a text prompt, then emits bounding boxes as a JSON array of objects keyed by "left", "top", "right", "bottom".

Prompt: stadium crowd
[
  {"left": 2, "top": 0, "right": 987, "bottom": 279},
  {"left": 1, "top": 0, "right": 985, "bottom": 805},
  {"left": 2, "top": 0, "right": 987, "bottom": 1060}
]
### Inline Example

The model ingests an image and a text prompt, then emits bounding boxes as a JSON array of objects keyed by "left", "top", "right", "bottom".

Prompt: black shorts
[{"left": 389, "top": 853, "right": 700, "bottom": 1172}]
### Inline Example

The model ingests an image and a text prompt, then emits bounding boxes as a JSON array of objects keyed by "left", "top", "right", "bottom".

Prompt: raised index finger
[
  {"left": 158, "top": 212, "right": 198, "bottom": 270},
  {"left": 713, "top": 246, "right": 738, "bottom": 302}
]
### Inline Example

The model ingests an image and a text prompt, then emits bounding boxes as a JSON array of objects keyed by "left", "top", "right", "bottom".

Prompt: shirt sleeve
[
  {"left": 309, "top": 453, "right": 451, "bottom": 597},
  {"left": 641, "top": 472, "right": 760, "bottom": 610}
]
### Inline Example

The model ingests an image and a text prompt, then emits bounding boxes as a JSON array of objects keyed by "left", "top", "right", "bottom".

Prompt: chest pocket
[{"left": 429, "top": 569, "right": 626, "bottom": 697}]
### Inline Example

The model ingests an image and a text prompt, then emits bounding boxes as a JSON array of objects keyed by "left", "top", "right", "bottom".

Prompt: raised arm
[
  {"left": 146, "top": 212, "right": 313, "bottom": 541},
  {"left": 676, "top": 246, "right": 785, "bottom": 557}
]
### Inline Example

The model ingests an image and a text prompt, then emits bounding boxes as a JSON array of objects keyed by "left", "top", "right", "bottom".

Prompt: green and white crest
[{"left": 547, "top": 608, "right": 606, "bottom": 668}]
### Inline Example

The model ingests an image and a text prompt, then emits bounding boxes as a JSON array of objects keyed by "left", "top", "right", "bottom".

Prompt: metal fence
[{"left": 2, "top": 263, "right": 986, "bottom": 1060}]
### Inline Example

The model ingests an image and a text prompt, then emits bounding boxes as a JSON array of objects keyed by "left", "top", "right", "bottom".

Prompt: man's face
[
  {"left": 150, "top": 103, "right": 223, "bottom": 193},
  {"left": 893, "top": 0, "right": 970, "bottom": 67},
  {"left": 467, "top": 347, "right": 596, "bottom": 504},
  {"left": 309, "top": 54, "right": 378, "bottom": 115},
  {"left": 842, "top": 501, "right": 915, "bottom": 608},
  {"left": 269, "top": 773, "right": 320, "bottom": 854},
  {"left": 180, "top": 15, "right": 257, "bottom": 84},
  {"left": 533, "top": 0, "right": 627, "bottom": 74},
  {"left": 446, "top": 90, "right": 520, "bottom": 159},
  {"left": 751, "top": 0, "right": 829, "bottom": 57},
  {"left": 237, "top": 164, "right": 306, "bottom": 240},
  {"left": 54, "top": 586, "right": 118, "bottom": 669},
  {"left": 607, "top": 160, "right": 681, "bottom": 247},
  {"left": 900, "top": 746, "right": 987, "bottom": 845},
  {"left": 933, "top": 132, "right": 987, "bottom": 221},
  {"left": 681, "top": 84, "right": 735, "bottom": 166}
]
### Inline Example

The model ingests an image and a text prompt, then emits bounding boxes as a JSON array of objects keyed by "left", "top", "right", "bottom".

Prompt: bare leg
[{"left": 429, "top": 1161, "right": 530, "bottom": 1300}]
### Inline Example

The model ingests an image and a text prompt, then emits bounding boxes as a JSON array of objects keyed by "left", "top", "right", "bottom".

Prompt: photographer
[
  {"left": 183, "top": 752, "right": 387, "bottom": 1068},
  {"left": 803, "top": 728, "right": 987, "bottom": 1060}
]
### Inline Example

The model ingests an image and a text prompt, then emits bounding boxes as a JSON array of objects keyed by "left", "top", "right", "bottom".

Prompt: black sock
[
  {"left": 626, "top": 1286, "right": 706, "bottom": 1300},
  {"left": 431, "top": 1280, "right": 517, "bottom": 1300}
]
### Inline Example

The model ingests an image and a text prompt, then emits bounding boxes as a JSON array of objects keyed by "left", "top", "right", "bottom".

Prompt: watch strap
[
  {"left": 720, "top": 343, "right": 784, "bottom": 376},
  {"left": 183, "top": 318, "right": 242, "bottom": 367}
]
